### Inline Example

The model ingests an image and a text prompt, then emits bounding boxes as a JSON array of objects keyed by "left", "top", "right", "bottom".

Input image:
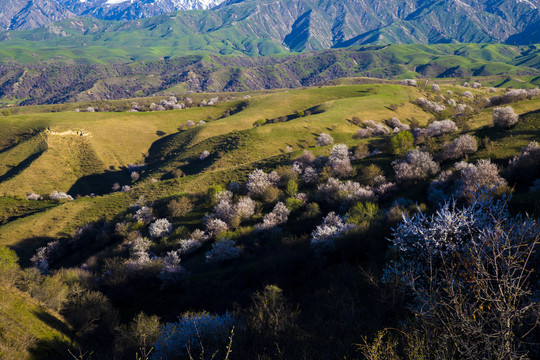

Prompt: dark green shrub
[
  {"left": 285, "top": 179, "right": 298, "bottom": 197},
  {"left": 389, "top": 131, "right": 414, "bottom": 155}
]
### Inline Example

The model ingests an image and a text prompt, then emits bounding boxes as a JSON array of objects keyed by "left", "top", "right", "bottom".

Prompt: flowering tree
[
  {"left": 457, "top": 159, "right": 507, "bottom": 198},
  {"left": 471, "top": 82, "right": 482, "bottom": 89},
  {"left": 31, "top": 240, "right": 62, "bottom": 273},
  {"left": 302, "top": 167, "right": 319, "bottom": 184},
  {"left": 417, "top": 98, "right": 446, "bottom": 113},
  {"left": 126, "top": 237, "right": 152, "bottom": 271},
  {"left": 456, "top": 103, "right": 472, "bottom": 114},
  {"left": 159, "top": 251, "right": 186, "bottom": 287},
  {"left": 387, "top": 117, "right": 410, "bottom": 132},
  {"left": 358, "top": 120, "right": 391, "bottom": 137},
  {"left": 383, "top": 192, "right": 540, "bottom": 359},
  {"left": 317, "top": 177, "right": 375, "bottom": 205},
  {"left": 26, "top": 192, "right": 41, "bottom": 201},
  {"left": 310, "top": 212, "right": 355, "bottom": 252},
  {"left": 268, "top": 171, "right": 281, "bottom": 186},
  {"left": 50, "top": 191, "right": 73, "bottom": 201},
  {"left": 297, "top": 150, "right": 315, "bottom": 166},
  {"left": 213, "top": 198, "right": 237, "bottom": 225},
  {"left": 255, "top": 202, "right": 290, "bottom": 231},
  {"left": 149, "top": 219, "right": 172, "bottom": 238},
  {"left": 328, "top": 144, "right": 353, "bottom": 178},
  {"left": 177, "top": 239, "right": 202, "bottom": 257},
  {"left": 426, "top": 120, "right": 458, "bottom": 137},
  {"left": 134, "top": 206, "right": 155, "bottom": 224},
  {"left": 205, "top": 239, "right": 242, "bottom": 263},
  {"left": 152, "top": 312, "right": 236, "bottom": 359},
  {"left": 400, "top": 79, "right": 418, "bottom": 87},
  {"left": 392, "top": 150, "right": 439, "bottom": 182},
  {"left": 317, "top": 133, "right": 334, "bottom": 147},
  {"left": 507, "top": 141, "right": 540, "bottom": 186},
  {"left": 493, "top": 106, "right": 519, "bottom": 128},
  {"left": 246, "top": 169, "right": 271, "bottom": 198},
  {"left": 235, "top": 196, "right": 256, "bottom": 219},
  {"left": 502, "top": 89, "right": 528, "bottom": 103},
  {"left": 200, "top": 150, "right": 210, "bottom": 160},
  {"left": 204, "top": 218, "right": 228, "bottom": 237},
  {"left": 441, "top": 134, "right": 478, "bottom": 160}
]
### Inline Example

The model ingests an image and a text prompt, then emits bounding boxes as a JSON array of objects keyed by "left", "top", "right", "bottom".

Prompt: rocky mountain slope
[
  {"left": 0, "top": 0, "right": 225, "bottom": 30},
  {"left": 59, "top": 0, "right": 225, "bottom": 21},
  {"left": 0, "top": 0, "right": 75, "bottom": 30},
  {"left": 1, "top": 0, "right": 539, "bottom": 47}
]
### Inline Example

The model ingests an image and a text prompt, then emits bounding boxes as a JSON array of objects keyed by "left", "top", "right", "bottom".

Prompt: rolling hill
[
  {"left": 0, "top": 78, "right": 539, "bottom": 359},
  {"left": 1, "top": 44, "right": 540, "bottom": 106}
]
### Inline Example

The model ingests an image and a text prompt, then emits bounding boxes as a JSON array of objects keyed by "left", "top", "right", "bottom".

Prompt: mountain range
[
  {"left": 0, "top": 0, "right": 539, "bottom": 48},
  {"left": 0, "top": 0, "right": 225, "bottom": 30}
]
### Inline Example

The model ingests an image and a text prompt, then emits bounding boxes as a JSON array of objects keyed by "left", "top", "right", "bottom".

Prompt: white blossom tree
[
  {"left": 441, "top": 134, "right": 478, "bottom": 160},
  {"left": 457, "top": 159, "right": 507, "bottom": 198},
  {"left": 493, "top": 106, "right": 519, "bottom": 128},
  {"left": 426, "top": 120, "right": 458, "bottom": 137},
  {"left": 328, "top": 144, "right": 353, "bottom": 178},
  {"left": 159, "top": 250, "right": 186, "bottom": 287},
  {"left": 149, "top": 219, "right": 172, "bottom": 238},
  {"left": 317, "top": 133, "right": 334, "bottom": 147},
  {"left": 383, "top": 192, "right": 540, "bottom": 360},
  {"left": 200, "top": 150, "right": 210, "bottom": 160},
  {"left": 392, "top": 150, "right": 439, "bottom": 182},
  {"left": 310, "top": 212, "right": 355, "bottom": 252},
  {"left": 205, "top": 239, "right": 242, "bottom": 263},
  {"left": 246, "top": 169, "right": 271, "bottom": 198},
  {"left": 255, "top": 202, "right": 290, "bottom": 231}
]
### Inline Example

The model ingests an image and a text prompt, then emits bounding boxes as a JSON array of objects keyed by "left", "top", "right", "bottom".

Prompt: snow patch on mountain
[{"left": 105, "top": 0, "right": 130, "bottom": 5}]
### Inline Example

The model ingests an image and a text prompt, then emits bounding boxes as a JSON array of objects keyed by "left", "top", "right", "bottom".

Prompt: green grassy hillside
[
  {"left": 1, "top": 82, "right": 538, "bottom": 250},
  {"left": 0, "top": 84, "right": 427, "bottom": 197},
  {"left": 0, "top": 285, "right": 71, "bottom": 359},
  {"left": 0, "top": 80, "right": 539, "bottom": 359}
]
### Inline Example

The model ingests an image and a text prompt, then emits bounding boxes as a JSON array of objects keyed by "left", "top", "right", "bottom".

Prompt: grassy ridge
[{"left": 0, "top": 85, "right": 428, "bottom": 196}]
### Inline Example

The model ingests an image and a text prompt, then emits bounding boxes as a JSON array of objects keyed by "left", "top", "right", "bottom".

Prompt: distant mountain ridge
[
  {"left": 0, "top": 0, "right": 225, "bottom": 30},
  {"left": 1, "top": 0, "right": 539, "bottom": 48},
  {"left": 59, "top": 0, "right": 225, "bottom": 21}
]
